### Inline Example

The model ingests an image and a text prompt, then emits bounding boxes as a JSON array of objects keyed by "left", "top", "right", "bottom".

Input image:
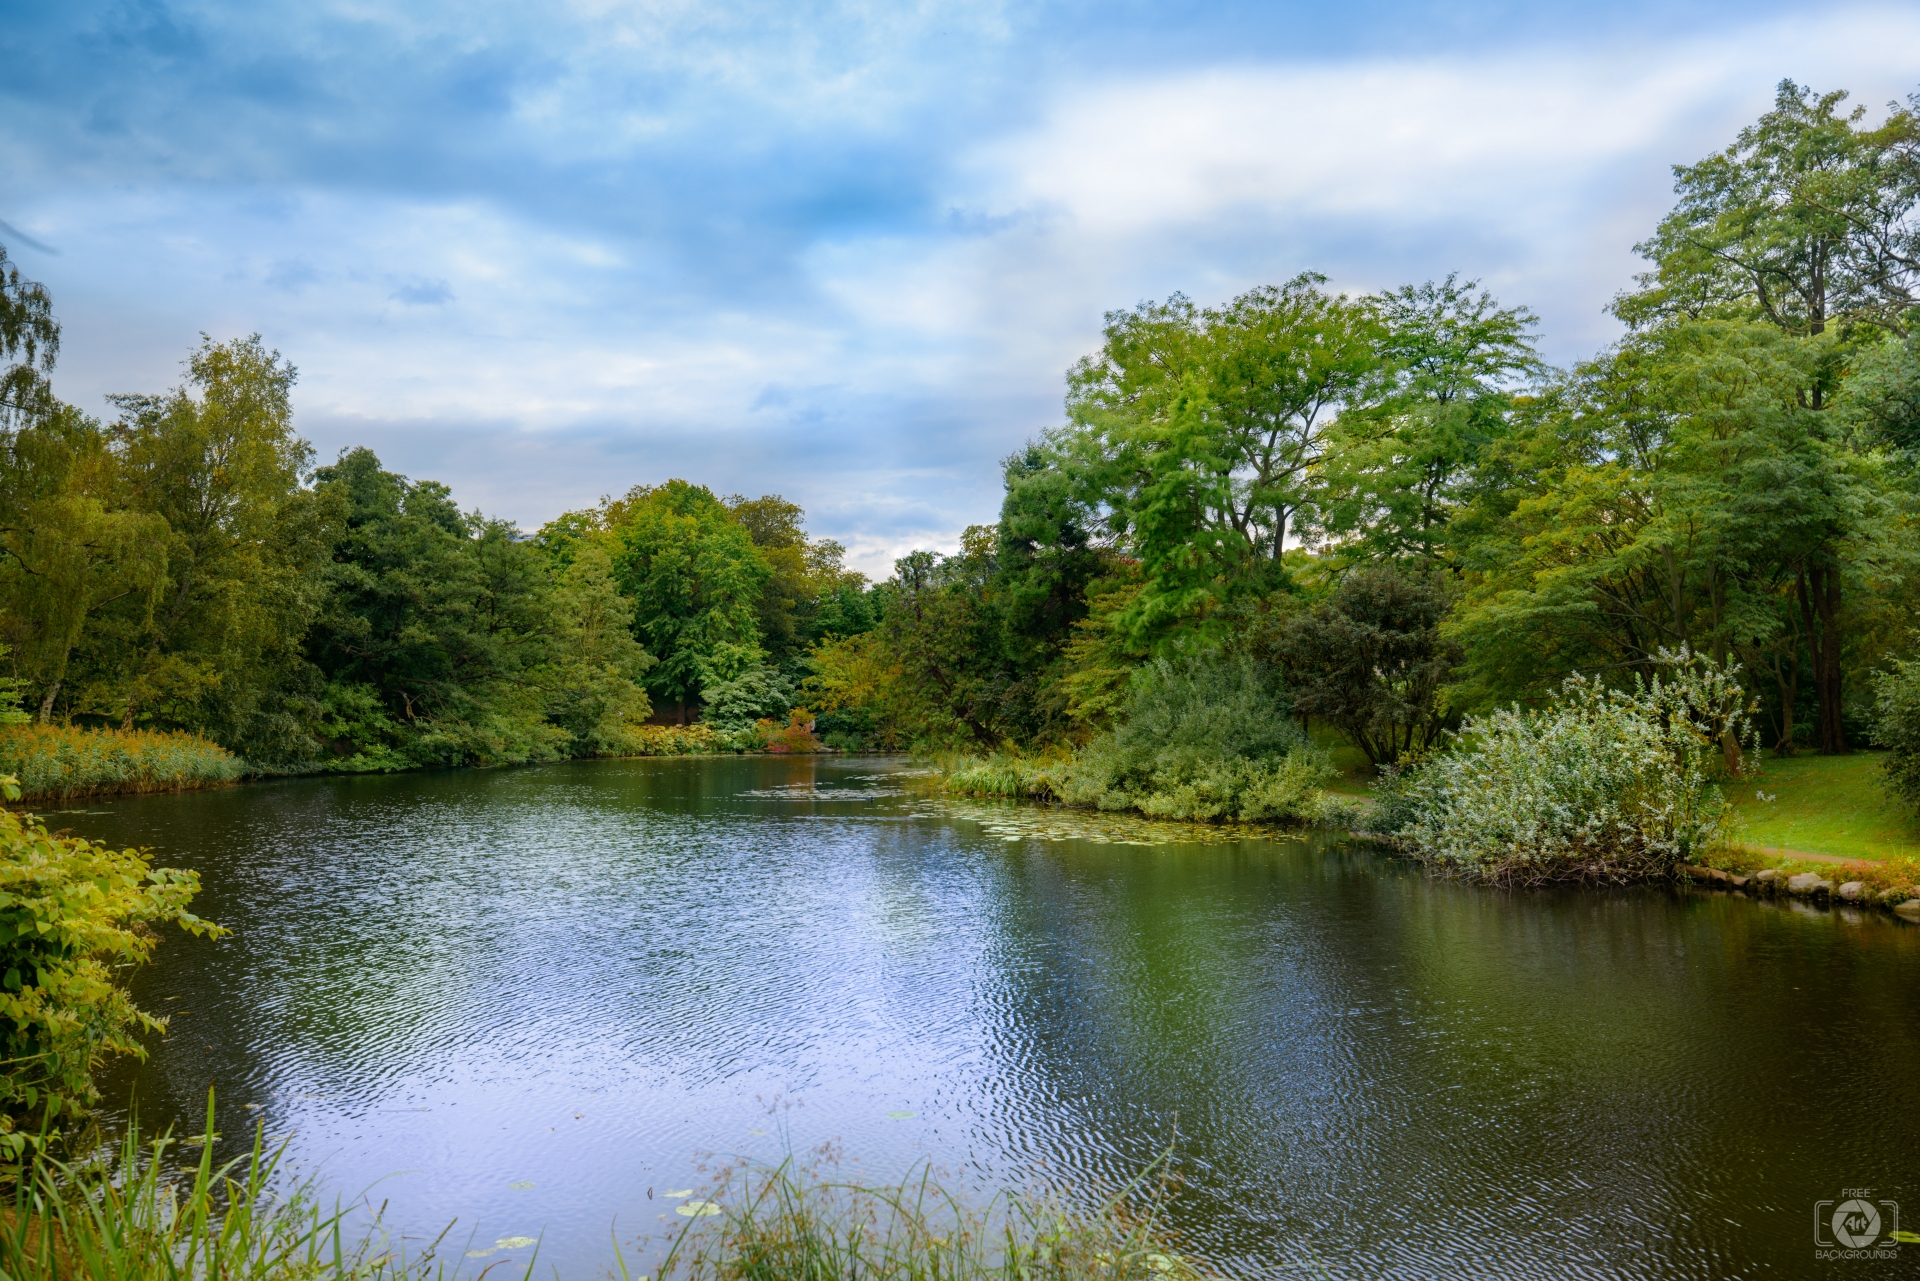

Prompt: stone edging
[{"left": 1681, "top": 864, "right": 1920, "bottom": 921}]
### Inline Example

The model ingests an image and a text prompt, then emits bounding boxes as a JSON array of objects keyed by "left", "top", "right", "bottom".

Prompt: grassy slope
[{"left": 1728, "top": 749, "right": 1920, "bottom": 862}]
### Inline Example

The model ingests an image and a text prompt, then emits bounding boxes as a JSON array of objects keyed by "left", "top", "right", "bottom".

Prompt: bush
[
  {"left": 701, "top": 668, "right": 798, "bottom": 733},
  {"left": 1391, "top": 649, "right": 1754, "bottom": 883},
  {"left": 1872, "top": 650, "right": 1920, "bottom": 809},
  {"left": 0, "top": 725, "right": 243, "bottom": 802},
  {"left": 943, "top": 654, "right": 1332, "bottom": 824},
  {"left": 0, "top": 777, "right": 223, "bottom": 1148}
]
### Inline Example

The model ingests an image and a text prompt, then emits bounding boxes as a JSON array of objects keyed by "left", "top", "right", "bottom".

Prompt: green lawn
[
  {"left": 1726, "top": 749, "right": 1920, "bottom": 862},
  {"left": 1313, "top": 726, "right": 1378, "bottom": 797}
]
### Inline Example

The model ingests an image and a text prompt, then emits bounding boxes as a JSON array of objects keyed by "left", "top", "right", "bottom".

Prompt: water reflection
[{"left": 64, "top": 756, "right": 1920, "bottom": 1278}]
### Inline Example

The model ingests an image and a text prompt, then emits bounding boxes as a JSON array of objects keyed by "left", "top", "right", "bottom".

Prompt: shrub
[
  {"left": 0, "top": 777, "right": 223, "bottom": 1148},
  {"left": 943, "top": 654, "right": 1332, "bottom": 824},
  {"left": 1871, "top": 650, "right": 1920, "bottom": 809},
  {"left": 627, "top": 724, "right": 725, "bottom": 755},
  {"left": 701, "top": 668, "right": 798, "bottom": 733},
  {"left": 0, "top": 725, "right": 243, "bottom": 802},
  {"left": 1392, "top": 649, "right": 1754, "bottom": 883}
]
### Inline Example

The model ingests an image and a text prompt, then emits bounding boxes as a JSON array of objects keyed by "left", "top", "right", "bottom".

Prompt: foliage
[
  {"left": 0, "top": 242, "right": 57, "bottom": 430},
  {"left": 1615, "top": 80, "right": 1920, "bottom": 337},
  {"left": 1059, "top": 654, "right": 1330, "bottom": 821},
  {"left": 700, "top": 667, "right": 797, "bottom": 732},
  {"left": 1, "top": 1099, "right": 436, "bottom": 1281},
  {"left": 0, "top": 776, "right": 223, "bottom": 1145},
  {"left": 645, "top": 1155, "right": 1215, "bottom": 1281},
  {"left": 0, "top": 725, "right": 241, "bottom": 801},
  {"left": 541, "top": 541, "right": 656, "bottom": 756},
  {"left": 306, "top": 447, "right": 569, "bottom": 769},
  {"left": 1389, "top": 650, "right": 1757, "bottom": 883},
  {"left": 605, "top": 481, "right": 771, "bottom": 717},
  {"left": 1059, "top": 275, "right": 1382, "bottom": 645},
  {"left": 1267, "top": 565, "right": 1462, "bottom": 767},
  {"left": 1871, "top": 648, "right": 1920, "bottom": 810}
]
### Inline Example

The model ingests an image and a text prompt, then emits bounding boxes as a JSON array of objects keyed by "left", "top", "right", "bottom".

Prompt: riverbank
[{"left": 2, "top": 721, "right": 835, "bottom": 803}]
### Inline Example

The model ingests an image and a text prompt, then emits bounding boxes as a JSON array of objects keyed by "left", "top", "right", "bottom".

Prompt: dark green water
[{"left": 53, "top": 755, "right": 1920, "bottom": 1277}]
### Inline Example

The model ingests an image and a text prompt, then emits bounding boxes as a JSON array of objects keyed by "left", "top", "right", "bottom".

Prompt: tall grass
[
  {"left": 0, "top": 726, "right": 243, "bottom": 802},
  {"left": 0, "top": 1097, "right": 463, "bottom": 1281},
  {"left": 636, "top": 1155, "right": 1215, "bottom": 1281}
]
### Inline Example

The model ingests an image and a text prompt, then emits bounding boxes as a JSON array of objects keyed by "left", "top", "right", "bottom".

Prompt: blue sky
[{"left": 4, "top": 1, "right": 1918, "bottom": 574}]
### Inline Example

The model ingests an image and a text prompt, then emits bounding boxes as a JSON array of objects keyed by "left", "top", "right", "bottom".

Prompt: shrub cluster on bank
[
  {"left": 1368, "top": 650, "right": 1754, "bottom": 884},
  {"left": 943, "top": 654, "right": 1333, "bottom": 824},
  {"left": 0, "top": 725, "right": 243, "bottom": 802}
]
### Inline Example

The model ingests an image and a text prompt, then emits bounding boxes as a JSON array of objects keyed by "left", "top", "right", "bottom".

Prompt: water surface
[{"left": 56, "top": 755, "right": 1920, "bottom": 1277}]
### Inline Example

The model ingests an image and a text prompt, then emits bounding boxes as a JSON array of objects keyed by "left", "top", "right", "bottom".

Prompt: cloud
[{"left": 390, "top": 279, "right": 455, "bottom": 306}]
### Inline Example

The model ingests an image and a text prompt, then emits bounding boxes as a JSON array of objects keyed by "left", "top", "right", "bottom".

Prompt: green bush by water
[
  {"left": 0, "top": 726, "right": 242, "bottom": 802},
  {"left": 0, "top": 776, "right": 223, "bottom": 1149},
  {"left": 943, "top": 655, "right": 1332, "bottom": 824},
  {"left": 1380, "top": 649, "right": 1754, "bottom": 883}
]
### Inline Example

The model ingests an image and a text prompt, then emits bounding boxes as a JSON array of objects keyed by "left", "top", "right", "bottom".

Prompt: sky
[{"left": 3, "top": 1, "right": 1918, "bottom": 576}]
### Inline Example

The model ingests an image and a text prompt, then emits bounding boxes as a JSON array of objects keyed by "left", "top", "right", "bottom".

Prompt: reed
[
  {"left": 637, "top": 1155, "right": 1216, "bottom": 1281},
  {"left": 0, "top": 725, "right": 243, "bottom": 802},
  {"left": 0, "top": 1097, "right": 468, "bottom": 1281}
]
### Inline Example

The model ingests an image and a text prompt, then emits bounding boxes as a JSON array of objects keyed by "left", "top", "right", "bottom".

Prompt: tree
[
  {"left": 604, "top": 480, "right": 770, "bottom": 720},
  {"left": 306, "top": 448, "right": 562, "bottom": 766},
  {"left": 1268, "top": 565, "right": 1462, "bottom": 767},
  {"left": 1318, "top": 276, "right": 1541, "bottom": 564},
  {"left": 1616, "top": 80, "right": 1920, "bottom": 342},
  {"left": 0, "top": 243, "right": 57, "bottom": 430},
  {"left": 541, "top": 540, "right": 654, "bottom": 755},
  {"left": 724, "top": 492, "right": 867, "bottom": 668},
  {"left": 1062, "top": 274, "right": 1383, "bottom": 645}
]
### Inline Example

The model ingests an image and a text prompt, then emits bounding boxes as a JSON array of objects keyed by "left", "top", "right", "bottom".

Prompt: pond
[{"left": 56, "top": 754, "right": 1920, "bottom": 1277}]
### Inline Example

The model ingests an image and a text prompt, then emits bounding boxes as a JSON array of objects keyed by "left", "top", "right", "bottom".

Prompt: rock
[
  {"left": 1755, "top": 868, "right": 1778, "bottom": 882},
  {"left": 1682, "top": 864, "right": 1732, "bottom": 884},
  {"left": 1896, "top": 899, "right": 1920, "bottom": 921},
  {"left": 1786, "top": 872, "right": 1832, "bottom": 896},
  {"left": 1837, "top": 881, "right": 1865, "bottom": 901},
  {"left": 1729, "top": 874, "right": 1751, "bottom": 888}
]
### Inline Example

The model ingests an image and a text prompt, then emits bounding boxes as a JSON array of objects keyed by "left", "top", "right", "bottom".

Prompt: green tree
[
  {"left": 1062, "top": 274, "right": 1383, "bottom": 645},
  {"left": 0, "top": 243, "right": 57, "bottom": 430},
  {"left": 605, "top": 480, "right": 771, "bottom": 720},
  {"left": 541, "top": 540, "right": 655, "bottom": 755},
  {"left": 1616, "top": 80, "right": 1920, "bottom": 342},
  {"left": 1267, "top": 565, "right": 1462, "bottom": 767},
  {"left": 306, "top": 447, "right": 562, "bottom": 766},
  {"left": 1319, "top": 276, "right": 1541, "bottom": 564}
]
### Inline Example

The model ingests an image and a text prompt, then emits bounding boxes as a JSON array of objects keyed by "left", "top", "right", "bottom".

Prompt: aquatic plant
[
  {"left": 0, "top": 726, "right": 242, "bottom": 802},
  {"left": 0, "top": 1098, "right": 451, "bottom": 1281},
  {"left": 639, "top": 1155, "right": 1216, "bottom": 1281}
]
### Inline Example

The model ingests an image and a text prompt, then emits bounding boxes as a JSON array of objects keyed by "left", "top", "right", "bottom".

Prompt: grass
[
  {"left": 0, "top": 1096, "right": 449, "bottom": 1281},
  {"left": 1725, "top": 749, "right": 1920, "bottom": 862},
  {"left": 635, "top": 1152, "right": 1216, "bottom": 1281},
  {"left": 0, "top": 725, "right": 243, "bottom": 802},
  {"left": 1309, "top": 727, "right": 1376, "bottom": 798},
  {"left": 2, "top": 1097, "right": 1208, "bottom": 1281}
]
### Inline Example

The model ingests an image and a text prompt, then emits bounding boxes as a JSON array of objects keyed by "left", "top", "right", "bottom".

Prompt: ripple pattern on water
[{"left": 69, "top": 755, "right": 1920, "bottom": 1279}]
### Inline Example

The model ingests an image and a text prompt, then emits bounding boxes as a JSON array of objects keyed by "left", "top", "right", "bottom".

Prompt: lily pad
[
  {"left": 495, "top": 1236, "right": 537, "bottom": 1249},
  {"left": 509, "top": 1181, "right": 535, "bottom": 1190},
  {"left": 664, "top": 1189, "right": 694, "bottom": 1198},
  {"left": 887, "top": 1110, "right": 915, "bottom": 1119},
  {"left": 676, "top": 1200, "right": 721, "bottom": 1217},
  {"left": 465, "top": 1249, "right": 495, "bottom": 1259}
]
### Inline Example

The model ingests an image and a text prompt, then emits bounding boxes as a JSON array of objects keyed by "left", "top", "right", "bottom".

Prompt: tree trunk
[
  {"left": 1796, "top": 563, "right": 1847, "bottom": 754},
  {"left": 36, "top": 681, "right": 60, "bottom": 724}
]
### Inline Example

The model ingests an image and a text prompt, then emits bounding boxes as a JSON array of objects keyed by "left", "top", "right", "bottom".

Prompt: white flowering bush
[{"left": 1393, "top": 648, "right": 1755, "bottom": 883}]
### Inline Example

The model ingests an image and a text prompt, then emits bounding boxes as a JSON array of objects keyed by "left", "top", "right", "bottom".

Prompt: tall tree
[
  {"left": 1062, "top": 273, "right": 1382, "bottom": 645},
  {"left": 605, "top": 480, "right": 770, "bottom": 720}
]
